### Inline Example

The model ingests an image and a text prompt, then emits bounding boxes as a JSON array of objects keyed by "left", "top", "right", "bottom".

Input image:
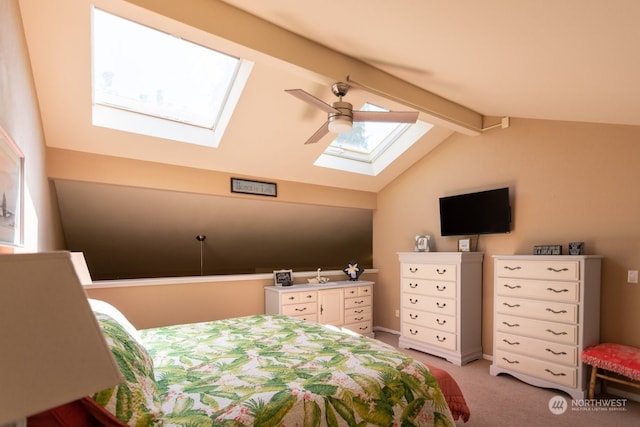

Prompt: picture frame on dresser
[{"left": 273, "top": 269, "right": 293, "bottom": 286}]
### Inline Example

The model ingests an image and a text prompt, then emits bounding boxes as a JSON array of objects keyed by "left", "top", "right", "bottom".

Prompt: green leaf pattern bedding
[{"left": 139, "top": 314, "right": 455, "bottom": 426}]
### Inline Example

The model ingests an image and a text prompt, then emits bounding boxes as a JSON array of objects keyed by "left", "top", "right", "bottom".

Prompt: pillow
[{"left": 89, "top": 300, "right": 164, "bottom": 426}]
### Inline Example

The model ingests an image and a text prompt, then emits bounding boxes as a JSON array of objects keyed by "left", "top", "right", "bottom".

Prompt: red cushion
[
  {"left": 28, "top": 397, "right": 126, "bottom": 427},
  {"left": 581, "top": 343, "right": 640, "bottom": 381}
]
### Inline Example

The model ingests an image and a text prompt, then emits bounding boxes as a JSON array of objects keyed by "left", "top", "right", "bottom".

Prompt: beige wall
[
  {"left": 374, "top": 118, "right": 640, "bottom": 352},
  {"left": 85, "top": 271, "right": 378, "bottom": 329},
  {"left": 0, "top": 0, "right": 64, "bottom": 253}
]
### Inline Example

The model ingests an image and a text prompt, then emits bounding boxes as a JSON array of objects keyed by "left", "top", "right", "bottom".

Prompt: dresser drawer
[
  {"left": 402, "top": 309, "right": 456, "bottom": 333},
  {"left": 345, "top": 305, "right": 371, "bottom": 324},
  {"left": 496, "top": 259, "right": 579, "bottom": 281},
  {"left": 344, "top": 320, "right": 373, "bottom": 335},
  {"left": 344, "top": 285, "right": 372, "bottom": 297},
  {"left": 403, "top": 323, "right": 456, "bottom": 350},
  {"left": 292, "top": 313, "right": 318, "bottom": 323},
  {"left": 345, "top": 295, "right": 371, "bottom": 309},
  {"left": 495, "top": 332, "right": 578, "bottom": 366},
  {"left": 495, "top": 278, "right": 579, "bottom": 302},
  {"left": 496, "top": 296, "right": 578, "bottom": 323},
  {"left": 402, "top": 293, "right": 456, "bottom": 316},
  {"left": 495, "top": 314, "right": 577, "bottom": 344},
  {"left": 281, "top": 302, "right": 317, "bottom": 316},
  {"left": 402, "top": 278, "right": 456, "bottom": 298},
  {"left": 495, "top": 349, "right": 577, "bottom": 388},
  {"left": 402, "top": 263, "right": 457, "bottom": 281},
  {"left": 280, "top": 291, "right": 317, "bottom": 305}
]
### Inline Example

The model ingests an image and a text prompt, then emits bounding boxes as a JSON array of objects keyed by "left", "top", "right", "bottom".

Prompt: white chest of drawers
[
  {"left": 490, "top": 255, "right": 602, "bottom": 400},
  {"left": 398, "top": 252, "right": 483, "bottom": 366},
  {"left": 265, "top": 281, "right": 374, "bottom": 337}
]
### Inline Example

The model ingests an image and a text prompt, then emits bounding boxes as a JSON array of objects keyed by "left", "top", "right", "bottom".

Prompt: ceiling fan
[{"left": 286, "top": 82, "right": 419, "bottom": 144}]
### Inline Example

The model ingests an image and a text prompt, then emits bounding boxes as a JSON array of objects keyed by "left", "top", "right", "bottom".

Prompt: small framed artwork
[
  {"left": 0, "top": 126, "right": 24, "bottom": 247},
  {"left": 415, "top": 235, "right": 430, "bottom": 252},
  {"left": 231, "top": 178, "right": 277, "bottom": 197},
  {"left": 458, "top": 238, "right": 471, "bottom": 252},
  {"left": 273, "top": 269, "right": 293, "bottom": 286}
]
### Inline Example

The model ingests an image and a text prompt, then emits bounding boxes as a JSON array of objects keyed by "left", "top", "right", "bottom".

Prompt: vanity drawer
[
  {"left": 401, "top": 278, "right": 456, "bottom": 298},
  {"left": 280, "top": 291, "right": 317, "bottom": 305},
  {"left": 281, "top": 302, "right": 317, "bottom": 316},
  {"left": 345, "top": 320, "right": 372, "bottom": 335},
  {"left": 495, "top": 259, "right": 579, "bottom": 281},
  {"left": 344, "top": 285, "right": 373, "bottom": 297},
  {"left": 495, "top": 278, "right": 579, "bottom": 302},
  {"left": 402, "top": 264, "right": 457, "bottom": 281},
  {"left": 496, "top": 296, "right": 578, "bottom": 323},
  {"left": 345, "top": 305, "right": 371, "bottom": 323},
  {"left": 344, "top": 295, "right": 372, "bottom": 309},
  {"left": 495, "top": 314, "right": 577, "bottom": 345}
]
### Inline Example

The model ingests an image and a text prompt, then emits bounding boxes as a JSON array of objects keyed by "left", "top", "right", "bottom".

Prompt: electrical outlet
[
  {"left": 395, "top": 309, "right": 400, "bottom": 318},
  {"left": 628, "top": 270, "right": 638, "bottom": 284}
]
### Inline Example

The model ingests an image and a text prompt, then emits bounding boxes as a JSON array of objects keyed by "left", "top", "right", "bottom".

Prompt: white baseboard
[{"left": 373, "top": 326, "right": 400, "bottom": 335}]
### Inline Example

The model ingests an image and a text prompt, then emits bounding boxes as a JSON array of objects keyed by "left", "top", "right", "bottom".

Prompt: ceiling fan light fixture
[{"left": 328, "top": 115, "right": 353, "bottom": 133}]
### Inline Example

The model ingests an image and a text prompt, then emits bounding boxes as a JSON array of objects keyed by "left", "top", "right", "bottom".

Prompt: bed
[{"left": 81, "top": 300, "right": 470, "bottom": 426}]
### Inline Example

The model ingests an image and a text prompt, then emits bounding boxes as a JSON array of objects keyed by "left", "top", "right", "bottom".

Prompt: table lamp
[{"left": 0, "top": 252, "right": 123, "bottom": 426}]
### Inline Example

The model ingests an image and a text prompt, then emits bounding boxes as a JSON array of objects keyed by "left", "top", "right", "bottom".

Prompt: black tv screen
[{"left": 439, "top": 187, "right": 511, "bottom": 236}]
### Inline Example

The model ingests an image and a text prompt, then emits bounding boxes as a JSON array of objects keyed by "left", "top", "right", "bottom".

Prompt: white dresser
[
  {"left": 265, "top": 281, "right": 374, "bottom": 337},
  {"left": 490, "top": 255, "right": 602, "bottom": 399},
  {"left": 398, "top": 252, "right": 483, "bottom": 365}
]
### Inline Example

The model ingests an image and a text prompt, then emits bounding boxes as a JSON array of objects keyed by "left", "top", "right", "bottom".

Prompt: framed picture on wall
[{"left": 0, "top": 126, "right": 24, "bottom": 246}]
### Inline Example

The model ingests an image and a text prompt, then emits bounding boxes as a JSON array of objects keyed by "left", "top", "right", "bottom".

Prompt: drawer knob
[
  {"left": 502, "top": 339, "right": 520, "bottom": 346},
  {"left": 409, "top": 313, "right": 419, "bottom": 320},
  {"left": 545, "top": 308, "right": 568, "bottom": 314},
  {"left": 544, "top": 368, "right": 566, "bottom": 377},
  {"left": 409, "top": 298, "right": 418, "bottom": 304},
  {"left": 436, "top": 318, "right": 446, "bottom": 325},
  {"left": 546, "top": 287, "right": 569, "bottom": 294},
  {"left": 502, "top": 321, "right": 520, "bottom": 328},
  {"left": 545, "top": 348, "right": 567, "bottom": 356},
  {"left": 359, "top": 326, "right": 369, "bottom": 331},
  {"left": 436, "top": 285, "right": 447, "bottom": 291},
  {"left": 305, "top": 295, "right": 313, "bottom": 299},
  {"left": 502, "top": 357, "right": 520, "bottom": 364},
  {"left": 409, "top": 283, "right": 418, "bottom": 289},
  {"left": 503, "top": 302, "right": 520, "bottom": 308},
  {"left": 503, "top": 266, "right": 522, "bottom": 271},
  {"left": 354, "top": 300, "right": 364, "bottom": 304},
  {"left": 545, "top": 329, "right": 568, "bottom": 336},
  {"left": 288, "top": 296, "right": 295, "bottom": 300},
  {"left": 355, "top": 309, "right": 364, "bottom": 314},
  {"left": 355, "top": 317, "right": 364, "bottom": 321},
  {"left": 409, "top": 267, "right": 419, "bottom": 273},
  {"left": 409, "top": 328, "right": 418, "bottom": 335},
  {"left": 504, "top": 284, "right": 521, "bottom": 289},
  {"left": 436, "top": 302, "right": 447, "bottom": 309},
  {"left": 436, "top": 268, "right": 446, "bottom": 275},
  {"left": 547, "top": 267, "right": 569, "bottom": 273},
  {"left": 295, "top": 307, "right": 307, "bottom": 312},
  {"left": 436, "top": 335, "right": 446, "bottom": 342}
]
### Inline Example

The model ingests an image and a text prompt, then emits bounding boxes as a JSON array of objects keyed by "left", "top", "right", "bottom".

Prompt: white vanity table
[{"left": 265, "top": 281, "right": 374, "bottom": 337}]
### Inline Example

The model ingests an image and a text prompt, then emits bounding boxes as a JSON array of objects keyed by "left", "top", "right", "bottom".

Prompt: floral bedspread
[{"left": 140, "top": 315, "right": 455, "bottom": 426}]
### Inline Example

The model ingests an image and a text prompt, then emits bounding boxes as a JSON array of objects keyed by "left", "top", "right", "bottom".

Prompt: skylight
[
  {"left": 315, "top": 103, "right": 433, "bottom": 176},
  {"left": 91, "top": 8, "right": 252, "bottom": 147}
]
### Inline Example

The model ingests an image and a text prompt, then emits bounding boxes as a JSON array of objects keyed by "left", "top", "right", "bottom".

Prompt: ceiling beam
[{"left": 123, "top": 0, "right": 483, "bottom": 135}]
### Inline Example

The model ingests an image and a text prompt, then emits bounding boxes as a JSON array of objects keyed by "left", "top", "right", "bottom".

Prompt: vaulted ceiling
[{"left": 16, "top": 0, "right": 640, "bottom": 278}]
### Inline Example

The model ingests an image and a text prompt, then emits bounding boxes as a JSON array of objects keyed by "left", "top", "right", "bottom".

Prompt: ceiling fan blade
[
  {"left": 286, "top": 89, "right": 339, "bottom": 114},
  {"left": 304, "top": 121, "right": 330, "bottom": 144},
  {"left": 353, "top": 111, "right": 419, "bottom": 124}
]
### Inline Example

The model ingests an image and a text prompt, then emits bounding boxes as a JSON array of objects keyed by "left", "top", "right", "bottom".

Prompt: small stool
[{"left": 581, "top": 343, "right": 640, "bottom": 399}]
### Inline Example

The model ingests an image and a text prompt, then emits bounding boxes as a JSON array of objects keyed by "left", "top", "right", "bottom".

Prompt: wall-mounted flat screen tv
[{"left": 439, "top": 187, "right": 511, "bottom": 236}]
